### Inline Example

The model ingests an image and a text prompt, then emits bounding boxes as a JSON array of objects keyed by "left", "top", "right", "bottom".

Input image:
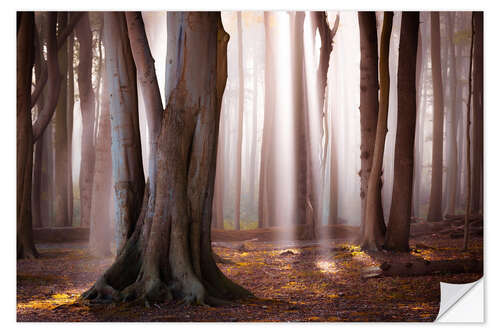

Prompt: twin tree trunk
[
  {"left": 83, "top": 12, "right": 250, "bottom": 305},
  {"left": 427, "top": 12, "right": 445, "bottom": 222},
  {"left": 384, "top": 12, "right": 419, "bottom": 251},
  {"left": 360, "top": 12, "right": 393, "bottom": 251},
  {"left": 358, "top": 12, "right": 385, "bottom": 248}
]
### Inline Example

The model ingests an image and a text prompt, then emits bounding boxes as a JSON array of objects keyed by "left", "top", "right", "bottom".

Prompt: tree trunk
[
  {"left": 103, "top": 12, "right": 145, "bottom": 255},
  {"left": 82, "top": 12, "right": 250, "bottom": 305},
  {"left": 233, "top": 11, "right": 244, "bottom": 231},
  {"left": 54, "top": 13, "right": 71, "bottom": 227},
  {"left": 66, "top": 19, "right": 74, "bottom": 225},
  {"left": 258, "top": 12, "right": 276, "bottom": 229},
  {"left": 17, "top": 12, "right": 38, "bottom": 259},
  {"left": 360, "top": 11, "right": 393, "bottom": 251},
  {"left": 427, "top": 12, "right": 445, "bottom": 222},
  {"left": 464, "top": 13, "right": 479, "bottom": 250},
  {"left": 89, "top": 67, "right": 113, "bottom": 257},
  {"left": 31, "top": 26, "right": 44, "bottom": 228},
  {"left": 384, "top": 12, "right": 419, "bottom": 252},
  {"left": 358, "top": 12, "right": 385, "bottom": 237},
  {"left": 76, "top": 13, "right": 96, "bottom": 228},
  {"left": 291, "top": 12, "right": 312, "bottom": 235},
  {"left": 445, "top": 12, "right": 458, "bottom": 216},
  {"left": 471, "top": 12, "right": 483, "bottom": 215}
]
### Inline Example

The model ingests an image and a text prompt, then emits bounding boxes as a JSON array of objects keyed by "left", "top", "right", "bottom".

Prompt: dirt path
[{"left": 17, "top": 235, "right": 482, "bottom": 322}]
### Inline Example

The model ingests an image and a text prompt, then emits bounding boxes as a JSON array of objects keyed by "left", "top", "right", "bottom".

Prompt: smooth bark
[
  {"left": 384, "top": 12, "right": 419, "bottom": 252},
  {"left": 427, "top": 12, "right": 445, "bottom": 222}
]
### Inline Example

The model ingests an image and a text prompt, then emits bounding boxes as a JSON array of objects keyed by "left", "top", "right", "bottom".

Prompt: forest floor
[{"left": 17, "top": 226, "right": 482, "bottom": 322}]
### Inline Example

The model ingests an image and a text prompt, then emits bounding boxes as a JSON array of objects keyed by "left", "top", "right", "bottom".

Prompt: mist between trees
[{"left": 17, "top": 11, "right": 482, "bottom": 304}]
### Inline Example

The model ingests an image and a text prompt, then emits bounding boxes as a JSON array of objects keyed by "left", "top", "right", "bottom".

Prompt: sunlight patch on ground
[
  {"left": 315, "top": 260, "right": 338, "bottom": 274},
  {"left": 17, "top": 293, "right": 79, "bottom": 311}
]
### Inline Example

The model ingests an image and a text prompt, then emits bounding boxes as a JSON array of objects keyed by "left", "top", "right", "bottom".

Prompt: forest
[{"left": 16, "top": 11, "right": 483, "bottom": 322}]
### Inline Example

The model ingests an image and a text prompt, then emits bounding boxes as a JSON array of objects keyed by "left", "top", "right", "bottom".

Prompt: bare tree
[
  {"left": 358, "top": 11, "right": 385, "bottom": 244},
  {"left": 384, "top": 12, "right": 419, "bottom": 252},
  {"left": 360, "top": 11, "right": 393, "bottom": 251},
  {"left": 427, "top": 12, "right": 445, "bottom": 222}
]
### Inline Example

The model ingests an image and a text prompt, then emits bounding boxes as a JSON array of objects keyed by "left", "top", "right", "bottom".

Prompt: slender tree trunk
[
  {"left": 427, "top": 12, "right": 445, "bottom": 222},
  {"left": 258, "top": 12, "right": 276, "bottom": 228},
  {"left": 103, "top": 12, "right": 145, "bottom": 255},
  {"left": 360, "top": 11, "right": 393, "bottom": 251},
  {"left": 17, "top": 12, "right": 38, "bottom": 259},
  {"left": 76, "top": 12, "right": 96, "bottom": 228},
  {"left": 384, "top": 12, "right": 419, "bottom": 252},
  {"left": 233, "top": 12, "right": 244, "bottom": 231},
  {"left": 358, "top": 12, "right": 385, "bottom": 235},
  {"left": 444, "top": 12, "right": 458, "bottom": 216},
  {"left": 66, "top": 21, "right": 74, "bottom": 225},
  {"left": 471, "top": 12, "right": 483, "bottom": 215},
  {"left": 32, "top": 27, "right": 44, "bottom": 228},
  {"left": 53, "top": 13, "right": 70, "bottom": 227},
  {"left": 83, "top": 12, "right": 250, "bottom": 305},
  {"left": 463, "top": 13, "right": 475, "bottom": 251},
  {"left": 412, "top": 24, "right": 423, "bottom": 218},
  {"left": 290, "top": 12, "right": 313, "bottom": 235}
]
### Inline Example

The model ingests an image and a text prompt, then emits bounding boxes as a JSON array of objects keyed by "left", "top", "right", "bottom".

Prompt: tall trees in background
[
  {"left": 358, "top": 12, "right": 385, "bottom": 247},
  {"left": 360, "top": 11, "right": 393, "bottom": 250},
  {"left": 384, "top": 12, "right": 419, "bottom": 251},
  {"left": 103, "top": 12, "right": 145, "bottom": 254},
  {"left": 427, "top": 12, "right": 445, "bottom": 222},
  {"left": 82, "top": 12, "right": 250, "bottom": 305}
]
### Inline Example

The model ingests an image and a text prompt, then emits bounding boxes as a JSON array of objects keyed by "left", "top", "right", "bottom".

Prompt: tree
[
  {"left": 464, "top": 12, "right": 480, "bottom": 251},
  {"left": 427, "top": 12, "right": 445, "bottom": 222},
  {"left": 76, "top": 13, "right": 96, "bottom": 228},
  {"left": 89, "top": 60, "right": 113, "bottom": 256},
  {"left": 53, "top": 12, "right": 71, "bottom": 227},
  {"left": 17, "top": 12, "right": 38, "bottom": 259},
  {"left": 82, "top": 12, "right": 250, "bottom": 305},
  {"left": 384, "top": 12, "right": 419, "bottom": 252},
  {"left": 103, "top": 12, "right": 145, "bottom": 254},
  {"left": 470, "top": 12, "right": 483, "bottom": 215},
  {"left": 360, "top": 11, "right": 393, "bottom": 251},
  {"left": 233, "top": 11, "right": 244, "bottom": 231},
  {"left": 357, "top": 11, "right": 385, "bottom": 244},
  {"left": 445, "top": 12, "right": 459, "bottom": 216},
  {"left": 258, "top": 12, "right": 276, "bottom": 228}
]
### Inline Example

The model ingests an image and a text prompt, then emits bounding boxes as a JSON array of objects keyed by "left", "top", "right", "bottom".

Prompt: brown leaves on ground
[{"left": 17, "top": 234, "right": 482, "bottom": 322}]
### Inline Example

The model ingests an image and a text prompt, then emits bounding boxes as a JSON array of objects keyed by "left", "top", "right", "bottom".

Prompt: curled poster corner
[{"left": 436, "top": 278, "right": 483, "bottom": 322}]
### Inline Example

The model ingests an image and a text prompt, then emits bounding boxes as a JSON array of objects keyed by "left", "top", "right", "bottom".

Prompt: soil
[{"left": 17, "top": 228, "right": 482, "bottom": 322}]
